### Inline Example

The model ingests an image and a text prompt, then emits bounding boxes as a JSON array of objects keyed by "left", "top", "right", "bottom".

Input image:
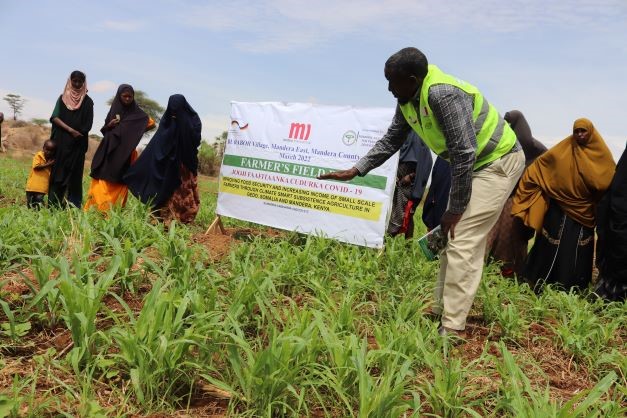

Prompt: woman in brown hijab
[{"left": 512, "top": 118, "right": 615, "bottom": 291}]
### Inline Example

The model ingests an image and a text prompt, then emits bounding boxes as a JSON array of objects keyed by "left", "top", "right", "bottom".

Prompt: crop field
[{"left": 0, "top": 154, "right": 625, "bottom": 417}]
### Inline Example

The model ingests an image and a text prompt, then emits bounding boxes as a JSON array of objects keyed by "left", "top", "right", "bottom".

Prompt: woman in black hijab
[
  {"left": 0, "top": 112, "right": 5, "bottom": 152},
  {"left": 84, "top": 84, "right": 153, "bottom": 212},
  {"left": 595, "top": 143, "right": 627, "bottom": 302},
  {"left": 124, "top": 94, "right": 202, "bottom": 224}
]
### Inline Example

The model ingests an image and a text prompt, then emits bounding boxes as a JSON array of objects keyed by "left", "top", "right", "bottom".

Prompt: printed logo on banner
[
  {"left": 342, "top": 130, "right": 358, "bottom": 146},
  {"left": 358, "top": 128, "right": 386, "bottom": 148},
  {"left": 230, "top": 119, "right": 249, "bottom": 130},
  {"left": 286, "top": 122, "right": 311, "bottom": 141}
]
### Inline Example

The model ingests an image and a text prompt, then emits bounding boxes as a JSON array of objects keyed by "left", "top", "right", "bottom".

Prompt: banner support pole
[{"left": 205, "top": 215, "right": 226, "bottom": 235}]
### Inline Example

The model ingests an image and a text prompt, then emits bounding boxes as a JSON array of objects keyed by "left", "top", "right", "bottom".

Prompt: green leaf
[
  {"left": 130, "top": 368, "right": 145, "bottom": 404},
  {"left": 0, "top": 394, "right": 16, "bottom": 418}
]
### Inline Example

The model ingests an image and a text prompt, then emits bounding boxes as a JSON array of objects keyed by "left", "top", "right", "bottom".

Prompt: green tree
[
  {"left": 107, "top": 90, "right": 164, "bottom": 123},
  {"left": 212, "top": 130, "right": 227, "bottom": 160},
  {"left": 3, "top": 94, "right": 26, "bottom": 120},
  {"left": 198, "top": 141, "right": 217, "bottom": 176},
  {"left": 30, "top": 118, "right": 49, "bottom": 126},
  {"left": 197, "top": 131, "right": 228, "bottom": 176}
]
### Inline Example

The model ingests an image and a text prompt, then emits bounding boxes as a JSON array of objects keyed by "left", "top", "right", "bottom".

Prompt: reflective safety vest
[{"left": 399, "top": 65, "right": 516, "bottom": 170}]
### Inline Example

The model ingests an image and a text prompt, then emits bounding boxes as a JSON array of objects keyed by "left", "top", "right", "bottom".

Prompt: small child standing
[{"left": 25, "top": 140, "right": 56, "bottom": 208}]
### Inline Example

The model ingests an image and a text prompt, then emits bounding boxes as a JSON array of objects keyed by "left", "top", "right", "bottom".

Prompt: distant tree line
[
  {"left": 198, "top": 131, "right": 226, "bottom": 176},
  {"left": 4, "top": 89, "right": 226, "bottom": 175}
]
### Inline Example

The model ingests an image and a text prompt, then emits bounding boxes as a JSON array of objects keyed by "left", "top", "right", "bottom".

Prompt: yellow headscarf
[{"left": 512, "top": 118, "right": 615, "bottom": 230}]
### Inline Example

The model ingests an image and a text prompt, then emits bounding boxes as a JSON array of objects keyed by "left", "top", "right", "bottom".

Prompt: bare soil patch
[{"left": 192, "top": 225, "right": 287, "bottom": 262}]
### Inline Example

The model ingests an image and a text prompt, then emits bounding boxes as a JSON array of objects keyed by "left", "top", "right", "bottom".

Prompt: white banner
[{"left": 216, "top": 102, "right": 398, "bottom": 248}]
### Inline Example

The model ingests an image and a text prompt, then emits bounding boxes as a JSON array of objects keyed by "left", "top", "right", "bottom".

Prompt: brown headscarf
[
  {"left": 61, "top": 74, "right": 88, "bottom": 111},
  {"left": 512, "top": 118, "right": 615, "bottom": 230}
]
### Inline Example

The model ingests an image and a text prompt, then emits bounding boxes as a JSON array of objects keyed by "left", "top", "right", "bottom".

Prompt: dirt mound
[
  {"left": 192, "top": 226, "right": 286, "bottom": 261},
  {"left": 2, "top": 120, "right": 49, "bottom": 151},
  {"left": 192, "top": 232, "right": 235, "bottom": 261},
  {"left": 1, "top": 120, "right": 101, "bottom": 159}
]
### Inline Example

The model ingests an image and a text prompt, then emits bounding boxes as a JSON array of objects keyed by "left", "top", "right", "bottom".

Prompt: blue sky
[{"left": 1, "top": 0, "right": 626, "bottom": 158}]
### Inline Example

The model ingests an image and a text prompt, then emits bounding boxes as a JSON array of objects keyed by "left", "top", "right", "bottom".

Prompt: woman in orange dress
[{"left": 84, "top": 84, "right": 154, "bottom": 212}]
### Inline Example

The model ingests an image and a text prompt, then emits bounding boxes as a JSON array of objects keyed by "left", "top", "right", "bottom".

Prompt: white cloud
[
  {"left": 99, "top": 19, "right": 145, "bottom": 32},
  {"left": 178, "top": 0, "right": 627, "bottom": 52},
  {"left": 200, "top": 113, "right": 230, "bottom": 142},
  {"left": 181, "top": 2, "right": 263, "bottom": 31},
  {"left": 234, "top": 28, "right": 328, "bottom": 52},
  {"left": 89, "top": 80, "right": 117, "bottom": 93}
]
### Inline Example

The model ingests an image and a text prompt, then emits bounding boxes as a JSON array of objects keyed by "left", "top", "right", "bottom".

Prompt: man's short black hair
[{"left": 385, "top": 47, "right": 428, "bottom": 79}]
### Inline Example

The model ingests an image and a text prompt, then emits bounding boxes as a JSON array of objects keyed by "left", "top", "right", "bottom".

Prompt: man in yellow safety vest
[{"left": 319, "top": 47, "right": 525, "bottom": 337}]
